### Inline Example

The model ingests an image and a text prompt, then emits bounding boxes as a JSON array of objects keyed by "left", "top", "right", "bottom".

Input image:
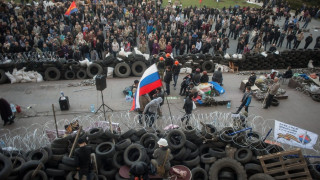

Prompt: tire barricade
[
  {"left": 1, "top": 49, "right": 319, "bottom": 84},
  {"left": 1, "top": 124, "right": 318, "bottom": 180}
]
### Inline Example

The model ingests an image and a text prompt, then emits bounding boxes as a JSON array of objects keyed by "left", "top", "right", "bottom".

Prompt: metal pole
[
  {"left": 101, "top": 91, "right": 107, "bottom": 122},
  {"left": 52, "top": 104, "right": 59, "bottom": 139},
  {"left": 263, "top": 128, "right": 273, "bottom": 142}
]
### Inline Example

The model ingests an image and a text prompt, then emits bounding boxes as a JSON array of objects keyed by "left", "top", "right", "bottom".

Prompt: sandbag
[{"left": 5, "top": 72, "right": 16, "bottom": 84}]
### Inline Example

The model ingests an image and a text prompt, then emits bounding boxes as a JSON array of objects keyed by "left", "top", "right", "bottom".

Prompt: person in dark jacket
[
  {"left": 164, "top": 66, "right": 173, "bottom": 95},
  {"left": 280, "top": 66, "right": 293, "bottom": 79},
  {"left": 212, "top": 67, "right": 223, "bottom": 85},
  {"left": 129, "top": 161, "right": 149, "bottom": 180},
  {"left": 277, "top": 31, "right": 286, "bottom": 48},
  {"left": 0, "top": 98, "right": 15, "bottom": 126},
  {"left": 181, "top": 94, "right": 194, "bottom": 125},
  {"left": 304, "top": 34, "right": 313, "bottom": 49},
  {"left": 172, "top": 61, "right": 181, "bottom": 90},
  {"left": 235, "top": 86, "right": 252, "bottom": 114},
  {"left": 269, "top": 43, "right": 277, "bottom": 52},
  {"left": 192, "top": 68, "right": 201, "bottom": 86},
  {"left": 74, "top": 139, "right": 93, "bottom": 180},
  {"left": 180, "top": 74, "right": 192, "bottom": 96},
  {"left": 244, "top": 72, "right": 256, "bottom": 92},
  {"left": 200, "top": 71, "right": 209, "bottom": 83},
  {"left": 286, "top": 33, "right": 294, "bottom": 49}
]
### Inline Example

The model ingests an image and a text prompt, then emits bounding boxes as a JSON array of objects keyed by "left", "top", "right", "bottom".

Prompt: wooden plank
[
  {"left": 264, "top": 158, "right": 304, "bottom": 168},
  {"left": 274, "top": 171, "right": 311, "bottom": 180},
  {"left": 258, "top": 149, "right": 301, "bottom": 160},
  {"left": 266, "top": 163, "right": 307, "bottom": 174}
]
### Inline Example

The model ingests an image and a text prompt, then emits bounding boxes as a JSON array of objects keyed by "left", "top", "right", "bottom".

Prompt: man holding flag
[
  {"left": 131, "top": 64, "right": 163, "bottom": 126},
  {"left": 65, "top": 1, "right": 78, "bottom": 16}
]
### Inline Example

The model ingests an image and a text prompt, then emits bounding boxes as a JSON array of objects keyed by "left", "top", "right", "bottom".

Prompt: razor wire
[{"left": 1, "top": 111, "right": 320, "bottom": 160}]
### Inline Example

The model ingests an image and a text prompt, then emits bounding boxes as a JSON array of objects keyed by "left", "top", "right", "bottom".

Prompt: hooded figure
[
  {"left": 143, "top": 97, "right": 163, "bottom": 127},
  {"left": 129, "top": 161, "right": 149, "bottom": 180}
]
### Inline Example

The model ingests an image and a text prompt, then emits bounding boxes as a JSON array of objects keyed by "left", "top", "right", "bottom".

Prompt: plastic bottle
[
  {"left": 60, "top": 91, "right": 64, "bottom": 97},
  {"left": 0, "top": 140, "right": 5, "bottom": 148},
  {"left": 10, "top": 104, "right": 16, "bottom": 113},
  {"left": 227, "top": 101, "right": 231, "bottom": 109},
  {"left": 90, "top": 104, "right": 95, "bottom": 113}
]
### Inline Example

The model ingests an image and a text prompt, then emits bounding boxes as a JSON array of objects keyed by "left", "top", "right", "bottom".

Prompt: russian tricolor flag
[
  {"left": 131, "top": 64, "right": 162, "bottom": 111},
  {"left": 65, "top": 1, "right": 78, "bottom": 16}
]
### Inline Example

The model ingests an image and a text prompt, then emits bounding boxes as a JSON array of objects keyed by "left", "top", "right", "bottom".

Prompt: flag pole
[{"left": 161, "top": 83, "right": 174, "bottom": 125}]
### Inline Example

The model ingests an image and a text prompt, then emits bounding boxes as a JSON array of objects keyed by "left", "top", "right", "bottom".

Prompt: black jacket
[
  {"left": 200, "top": 74, "right": 209, "bottom": 83},
  {"left": 183, "top": 97, "right": 193, "bottom": 114},
  {"left": 172, "top": 65, "right": 181, "bottom": 75},
  {"left": 164, "top": 70, "right": 173, "bottom": 83},
  {"left": 74, "top": 146, "right": 93, "bottom": 172}
]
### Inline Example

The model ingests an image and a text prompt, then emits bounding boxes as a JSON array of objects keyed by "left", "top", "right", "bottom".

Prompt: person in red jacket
[{"left": 165, "top": 41, "right": 173, "bottom": 54}]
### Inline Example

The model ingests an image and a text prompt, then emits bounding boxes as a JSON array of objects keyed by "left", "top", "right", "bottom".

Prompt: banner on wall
[{"left": 274, "top": 120, "right": 318, "bottom": 149}]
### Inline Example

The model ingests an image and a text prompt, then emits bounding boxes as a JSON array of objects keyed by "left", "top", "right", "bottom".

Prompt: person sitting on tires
[
  {"left": 74, "top": 138, "right": 94, "bottom": 180},
  {"left": 129, "top": 161, "right": 149, "bottom": 180},
  {"left": 151, "top": 138, "right": 173, "bottom": 178},
  {"left": 212, "top": 67, "right": 223, "bottom": 85},
  {"left": 243, "top": 72, "right": 256, "bottom": 92}
]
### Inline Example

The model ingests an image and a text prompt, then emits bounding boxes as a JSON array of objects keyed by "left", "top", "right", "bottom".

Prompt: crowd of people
[{"left": 0, "top": 0, "right": 319, "bottom": 62}]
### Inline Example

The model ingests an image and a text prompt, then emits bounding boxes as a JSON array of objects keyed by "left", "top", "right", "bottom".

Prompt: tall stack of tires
[
  {"left": 0, "top": 49, "right": 319, "bottom": 84},
  {"left": 2, "top": 124, "right": 312, "bottom": 179}
]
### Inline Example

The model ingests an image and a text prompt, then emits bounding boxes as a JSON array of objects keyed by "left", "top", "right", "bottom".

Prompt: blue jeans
[
  {"left": 84, "top": 53, "right": 90, "bottom": 61},
  {"left": 166, "top": 82, "right": 170, "bottom": 95},
  {"left": 173, "top": 74, "right": 179, "bottom": 87}
]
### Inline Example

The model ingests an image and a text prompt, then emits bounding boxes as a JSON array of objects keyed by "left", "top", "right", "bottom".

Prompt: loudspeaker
[
  {"left": 96, "top": 75, "right": 107, "bottom": 91},
  {"left": 59, "top": 96, "right": 70, "bottom": 111}
]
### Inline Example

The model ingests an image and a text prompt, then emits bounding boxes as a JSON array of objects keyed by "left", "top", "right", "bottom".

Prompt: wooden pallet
[{"left": 257, "top": 148, "right": 312, "bottom": 180}]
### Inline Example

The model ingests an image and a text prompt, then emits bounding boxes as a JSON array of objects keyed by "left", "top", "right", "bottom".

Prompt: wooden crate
[{"left": 257, "top": 148, "right": 312, "bottom": 180}]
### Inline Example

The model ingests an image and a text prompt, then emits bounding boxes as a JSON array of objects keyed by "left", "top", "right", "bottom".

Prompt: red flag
[
  {"left": 200, "top": 0, "right": 202, "bottom": 4},
  {"left": 65, "top": 1, "right": 78, "bottom": 16}
]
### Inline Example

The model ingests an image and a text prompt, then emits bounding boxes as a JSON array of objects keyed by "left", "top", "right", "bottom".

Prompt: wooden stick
[
  {"left": 69, "top": 126, "right": 82, "bottom": 158},
  {"left": 108, "top": 115, "right": 115, "bottom": 144},
  {"left": 31, "top": 163, "right": 43, "bottom": 178},
  {"left": 52, "top": 104, "right": 59, "bottom": 139}
]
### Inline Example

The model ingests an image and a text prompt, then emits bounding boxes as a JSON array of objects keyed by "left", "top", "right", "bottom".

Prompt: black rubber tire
[
  {"left": 173, "top": 147, "right": 187, "bottom": 161},
  {"left": 121, "top": 129, "right": 136, "bottom": 139},
  {"left": 191, "top": 167, "right": 208, "bottom": 180},
  {"left": 218, "top": 171, "right": 235, "bottom": 179},
  {"left": 45, "top": 168, "right": 65, "bottom": 177},
  {"left": 44, "top": 67, "right": 61, "bottom": 81},
  {"left": 271, "top": 99, "right": 279, "bottom": 106},
  {"left": 19, "top": 160, "right": 44, "bottom": 176},
  {"left": 27, "top": 149, "right": 49, "bottom": 164},
  {"left": 57, "top": 163, "right": 77, "bottom": 171},
  {"left": 115, "top": 139, "right": 132, "bottom": 151},
  {"left": 10, "top": 156, "right": 25, "bottom": 175},
  {"left": 202, "top": 61, "right": 215, "bottom": 73},
  {"left": 183, "top": 155, "right": 200, "bottom": 168},
  {"left": 166, "top": 129, "right": 187, "bottom": 150},
  {"left": 95, "top": 142, "right": 116, "bottom": 158},
  {"left": 131, "top": 61, "right": 147, "bottom": 77},
  {"left": 140, "top": 133, "right": 159, "bottom": 152},
  {"left": 201, "top": 153, "right": 217, "bottom": 164},
  {"left": 87, "top": 63, "right": 103, "bottom": 78},
  {"left": 64, "top": 70, "right": 75, "bottom": 80},
  {"left": 66, "top": 171, "right": 76, "bottom": 180},
  {"left": 235, "top": 148, "right": 253, "bottom": 164},
  {"left": 311, "top": 94, "right": 320, "bottom": 102},
  {"left": 76, "top": 69, "right": 87, "bottom": 79},
  {"left": 61, "top": 155, "right": 77, "bottom": 167},
  {"left": 208, "top": 158, "right": 247, "bottom": 180},
  {"left": 98, "top": 175, "right": 107, "bottom": 180},
  {"left": 114, "top": 62, "right": 131, "bottom": 78},
  {"left": 51, "top": 142, "right": 68, "bottom": 149},
  {"left": 87, "top": 128, "right": 104, "bottom": 140},
  {"left": 134, "top": 128, "right": 147, "bottom": 137},
  {"left": 51, "top": 148, "right": 68, "bottom": 155},
  {"left": 99, "top": 159, "right": 117, "bottom": 177},
  {"left": 124, "top": 143, "right": 147, "bottom": 166},
  {"left": 22, "top": 170, "right": 48, "bottom": 180},
  {"left": 6, "top": 175, "right": 18, "bottom": 180},
  {"left": 248, "top": 173, "right": 275, "bottom": 180},
  {"left": 245, "top": 163, "right": 263, "bottom": 177},
  {"left": 209, "top": 148, "right": 226, "bottom": 159},
  {"left": 220, "top": 127, "right": 237, "bottom": 142},
  {"left": 43, "top": 147, "right": 52, "bottom": 161},
  {"left": 0, "top": 153, "right": 12, "bottom": 180},
  {"left": 112, "top": 151, "right": 125, "bottom": 169},
  {"left": 0, "top": 69, "right": 8, "bottom": 84},
  {"left": 309, "top": 161, "right": 320, "bottom": 179}
]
